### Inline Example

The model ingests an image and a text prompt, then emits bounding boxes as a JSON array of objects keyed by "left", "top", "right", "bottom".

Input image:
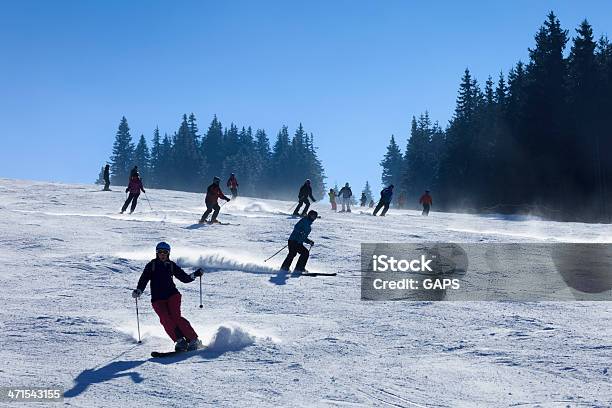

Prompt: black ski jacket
[
  {"left": 137, "top": 258, "right": 194, "bottom": 302},
  {"left": 298, "top": 183, "right": 315, "bottom": 201}
]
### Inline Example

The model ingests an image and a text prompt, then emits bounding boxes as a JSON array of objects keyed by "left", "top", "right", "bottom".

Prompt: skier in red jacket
[
  {"left": 227, "top": 173, "right": 239, "bottom": 199},
  {"left": 121, "top": 174, "right": 146, "bottom": 214},
  {"left": 199, "top": 176, "right": 230, "bottom": 223},
  {"left": 419, "top": 190, "right": 433, "bottom": 216}
]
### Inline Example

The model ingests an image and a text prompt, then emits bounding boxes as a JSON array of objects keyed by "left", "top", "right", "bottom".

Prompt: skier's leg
[
  {"left": 200, "top": 203, "right": 212, "bottom": 222},
  {"left": 152, "top": 299, "right": 180, "bottom": 341},
  {"left": 280, "top": 241, "right": 298, "bottom": 270},
  {"left": 346, "top": 197, "right": 351, "bottom": 212},
  {"left": 293, "top": 200, "right": 303, "bottom": 215},
  {"left": 373, "top": 201, "right": 383, "bottom": 215},
  {"left": 301, "top": 199, "right": 310, "bottom": 216},
  {"left": 130, "top": 194, "right": 139, "bottom": 213},
  {"left": 121, "top": 194, "right": 134, "bottom": 213},
  {"left": 294, "top": 243, "right": 310, "bottom": 272},
  {"left": 167, "top": 293, "right": 198, "bottom": 341},
  {"left": 211, "top": 203, "right": 221, "bottom": 221},
  {"left": 381, "top": 203, "right": 390, "bottom": 216}
]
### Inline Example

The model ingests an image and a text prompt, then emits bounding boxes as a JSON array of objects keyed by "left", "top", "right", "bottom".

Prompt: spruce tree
[
  {"left": 362, "top": 181, "right": 373, "bottom": 202},
  {"left": 149, "top": 126, "right": 162, "bottom": 187},
  {"left": 201, "top": 115, "right": 224, "bottom": 182},
  {"left": 133, "top": 135, "right": 151, "bottom": 183},
  {"left": 110, "top": 116, "right": 135, "bottom": 185},
  {"left": 523, "top": 12, "right": 569, "bottom": 204},
  {"left": 172, "top": 114, "right": 202, "bottom": 191},
  {"left": 269, "top": 126, "right": 293, "bottom": 198},
  {"left": 380, "top": 135, "right": 403, "bottom": 190},
  {"left": 95, "top": 166, "right": 105, "bottom": 185},
  {"left": 253, "top": 129, "right": 272, "bottom": 194}
]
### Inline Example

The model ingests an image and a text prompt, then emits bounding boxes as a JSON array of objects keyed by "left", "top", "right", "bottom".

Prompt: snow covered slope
[{"left": 0, "top": 178, "right": 610, "bottom": 407}]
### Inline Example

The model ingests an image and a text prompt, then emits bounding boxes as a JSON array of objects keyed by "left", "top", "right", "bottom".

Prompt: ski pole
[
  {"left": 144, "top": 192, "right": 153, "bottom": 211},
  {"left": 264, "top": 244, "right": 288, "bottom": 262},
  {"left": 199, "top": 275, "right": 203, "bottom": 309},
  {"left": 135, "top": 297, "right": 142, "bottom": 344}
]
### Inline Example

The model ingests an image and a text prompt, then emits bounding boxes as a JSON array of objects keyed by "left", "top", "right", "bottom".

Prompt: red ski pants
[{"left": 152, "top": 293, "right": 198, "bottom": 341}]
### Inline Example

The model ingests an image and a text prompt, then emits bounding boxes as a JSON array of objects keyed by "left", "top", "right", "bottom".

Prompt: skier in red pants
[{"left": 132, "top": 242, "right": 204, "bottom": 351}]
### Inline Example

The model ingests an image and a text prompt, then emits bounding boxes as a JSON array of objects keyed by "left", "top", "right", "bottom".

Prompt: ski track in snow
[{"left": 0, "top": 178, "right": 610, "bottom": 408}]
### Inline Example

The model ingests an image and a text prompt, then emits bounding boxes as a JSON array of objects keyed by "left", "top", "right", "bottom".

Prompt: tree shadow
[{"left": 64, "top": 359, "right": 146, "bottom": 398}]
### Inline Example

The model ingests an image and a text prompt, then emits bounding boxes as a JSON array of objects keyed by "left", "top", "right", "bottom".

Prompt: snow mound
[
  {"left": 205, "top": 324, "right": 257, "bottom": 352},
  {"left": 238, "top": 201, "right": 277, "bottom": 213}
]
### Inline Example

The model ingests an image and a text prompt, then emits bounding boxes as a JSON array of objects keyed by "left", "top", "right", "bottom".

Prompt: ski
[
  {"left": 192, "top": 220, "right": 239, "bottom": 226},
  {"left": 295, "top": 272, "right": 337, "bottom": 277},
  {"left": 151, "top": 346, "right": 206, "bottom": 358}
]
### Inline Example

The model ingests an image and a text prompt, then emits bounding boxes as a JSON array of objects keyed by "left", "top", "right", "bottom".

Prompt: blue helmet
[{"left": 156, "top": 242, "right": 171, "bottom": 252}]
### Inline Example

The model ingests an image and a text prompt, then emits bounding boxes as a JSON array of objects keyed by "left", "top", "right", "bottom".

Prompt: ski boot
[
  {"left": 175, "top": 337, "right": 188, "bottom": 352},
  {"left": 187, "top": 338, "right": 203, "bottom": 351}
]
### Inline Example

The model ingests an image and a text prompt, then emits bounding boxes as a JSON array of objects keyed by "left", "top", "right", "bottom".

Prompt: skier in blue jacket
[{"left": 280, "top": 210, "right": 318, "bottom": 272}]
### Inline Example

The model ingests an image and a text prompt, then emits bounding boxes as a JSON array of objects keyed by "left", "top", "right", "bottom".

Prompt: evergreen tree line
[
  {"left": 100, "top": 114, "right": 326, "bottom": 199},
  {"left": 381, "top": 12, "right": 612, "bottom": 222}
]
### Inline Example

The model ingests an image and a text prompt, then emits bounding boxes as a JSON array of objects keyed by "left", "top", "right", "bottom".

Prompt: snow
[{"left": 0, "top": 177, "right": 610, "bottom": 407}]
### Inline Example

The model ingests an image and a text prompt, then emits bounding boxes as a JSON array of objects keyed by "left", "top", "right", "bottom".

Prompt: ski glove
[
  {"left": 305, "top": 239, "right": 314, "bottom": 246},
  {"left": 225, "top": 197, "right": 231, "bottom": 202},
  {"left": 125, "top": 188, "right": 129, "bottom": 193},
  {"left": 191, "top": 268, "right": 203, "bottom": 279},
  {"left": 132, "top": 289, "right": 142, "bottom": 299}
]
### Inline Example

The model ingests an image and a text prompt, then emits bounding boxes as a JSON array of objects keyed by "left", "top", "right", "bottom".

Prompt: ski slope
[{"left": 0, "top": 178, "right": 610, "bottom": 407}]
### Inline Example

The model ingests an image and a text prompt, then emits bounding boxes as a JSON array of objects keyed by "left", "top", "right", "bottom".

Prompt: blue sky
[{"left": 1, "top": 0, "right": 610, "bottom": 194}]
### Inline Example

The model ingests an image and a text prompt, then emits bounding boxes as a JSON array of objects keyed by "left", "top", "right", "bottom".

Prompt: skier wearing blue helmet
[{"left": 132, "top": 242, "right": 204, "bottom": 352}]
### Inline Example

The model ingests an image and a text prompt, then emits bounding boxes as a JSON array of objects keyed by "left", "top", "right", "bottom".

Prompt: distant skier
[
  {"left": 369, "top": 199, "right": 375, "bottom": 208},
  {"left": 419, "top": 190, "right": 433, "bottom": 216},
  {"left": 130, "top": 166, "right": 139, "bottom": 178},
  {"left": 103, "top": 164, "right": 111, "bottom": 191},
  {"left": 373, "top": 185, "right": 394, "bottom": 216},
  {"left": 132, "top": 242, "right": 204, "bottom": 352},
  {"left": 293, "top": 179, "right": 316, "bottom": 216},
  {"left": 328, "top": 188, "right": 337, "bottom": 211},
  {"left": 199, "top": 176, "right": 230, "bottom": 223},
  {"left": 280, "top": 210, "right": 318, "bottom": 273},
  {"left": 121, "top": 173, "right": 146, "bottom": 214},
  {"left": 227, "top": 173, "right": 239, "bottom": 199},
  {"left": 337, "top": 183, "right": 353, "bottom": 212}
]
